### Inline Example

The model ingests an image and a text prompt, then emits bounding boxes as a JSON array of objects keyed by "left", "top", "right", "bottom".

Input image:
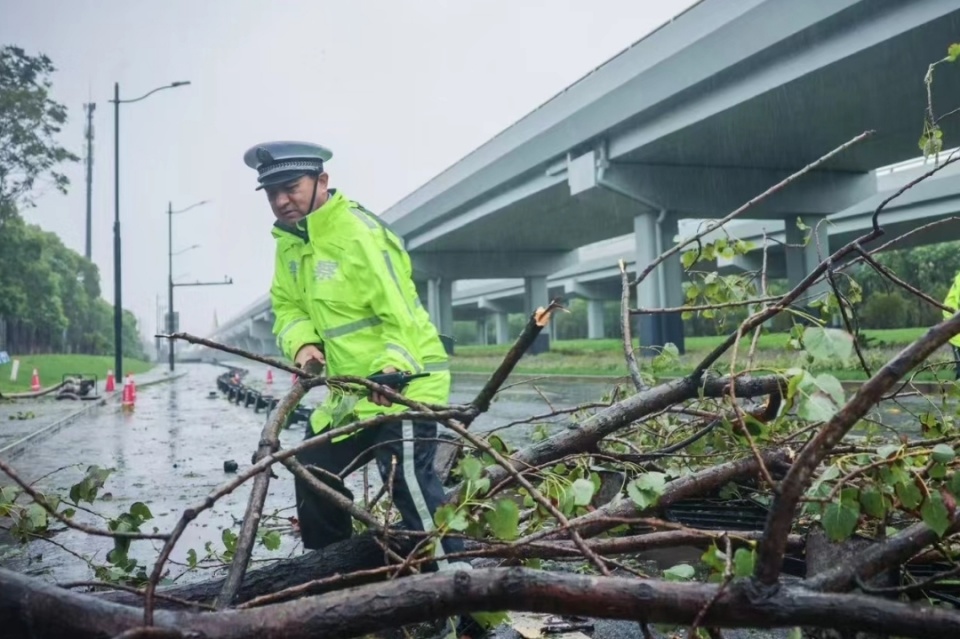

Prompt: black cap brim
[{"left": 255, "top": 170, "right": 317, "bottom": 191}]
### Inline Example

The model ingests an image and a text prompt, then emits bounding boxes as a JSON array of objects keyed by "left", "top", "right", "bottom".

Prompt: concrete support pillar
[
  {"left": 785, "top": 214, "right": 830, "bottom": 307},
  {"left": 494, "top": 312, "right": 510, "bottom": 345},
  {"left": 634, "top": 212, "right": 686, "bottom": 354},
  {"left": 427, "top": 278, "right": 455, "bottom": 334},
  {"left": 587, "top": 299, "right": 606, "bottom": 339},
  {"left": 524, "top": 276, "right": 550, "bottom": 353},
  {"left": 476, "top": 319, "right": 488, "bottom": 345},
  {"left": 427, "top": 278, "right": 455, "bottom": 355}
]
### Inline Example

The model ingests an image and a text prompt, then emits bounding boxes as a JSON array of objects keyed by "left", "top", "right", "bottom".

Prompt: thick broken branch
[
  {"left": 7, "top": 566, "right": 960, "bottom": 639},
  {"left": 471, "top": 301, "right": 561, "bottom": 414},
  {"left": 475, "top": 374, "right": 783, "bottom": 497}
]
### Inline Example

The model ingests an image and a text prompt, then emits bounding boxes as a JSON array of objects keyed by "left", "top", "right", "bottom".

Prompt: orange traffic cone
[
  {"left": 128, "top": 373, "right": 137, "bottom": 402},
  {"left": 30, "top": 368, "right": 40, "bottom": 392},
  {"left": 105, "top": 369, "right": 116, "bottom": 392},
  {"left": 266, "top": 369, "right": 274, "bottom": 384},
  {"left": 122, "top": 376, "right": 134, "bottom": 409}
]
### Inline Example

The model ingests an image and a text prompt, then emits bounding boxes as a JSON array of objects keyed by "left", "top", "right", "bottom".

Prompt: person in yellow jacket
[
  {"left": 244, "top": 142, "right": 481, "bottom": 637},
  {"left": 943, "top": 271, "right": 960, "bottom": 379}
]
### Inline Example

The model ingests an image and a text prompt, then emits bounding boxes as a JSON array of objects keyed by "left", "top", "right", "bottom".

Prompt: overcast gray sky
[{"left": 2, "top": 0, "right": 696, "bottom": 342}]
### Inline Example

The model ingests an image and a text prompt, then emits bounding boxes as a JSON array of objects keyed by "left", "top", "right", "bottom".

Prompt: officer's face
[{"left": 266, "top": 173, "right": 329, "bottom": 223}]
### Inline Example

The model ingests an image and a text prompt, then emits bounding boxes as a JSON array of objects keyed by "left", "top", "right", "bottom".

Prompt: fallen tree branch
[
  {"left": 475, "top": 374, "right": 784, "bottom": 498},
  {"left": 471, "top": 302, "right": 562, "bottom": 413},
  {"left": 754, "top": 311, "right": 960, "bottom": 586},
  {"left": 0, "top": 458, "right": 168, "bottom": 542},
  {"left": 212, "top": 372, "right": 310, "bottom": 610},
  {"left": 7, "top": 566, "right": 960, "bottom": 639},
  {"left": 806, "top": 512, "right": 960, "bottom": 592}
]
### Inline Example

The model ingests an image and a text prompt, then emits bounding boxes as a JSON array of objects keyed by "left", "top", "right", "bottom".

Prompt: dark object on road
[
  {"left": 56, "top": 374, "right": 99, "bottom": 401},
  {"left": 223, "top": 460, "right": 239, "bottom": 473},
  {"left": 543, "top": 616, "right": 594, "bottom": 634}
]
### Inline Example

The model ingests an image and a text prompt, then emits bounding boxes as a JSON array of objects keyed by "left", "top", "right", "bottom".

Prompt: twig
[
  {"left": 471, "top": 301, "right": 562, "bottom": 413},
  {"left": 440, "top": 418, "right": 613, "bottom": 576},
  {"left": 871, "top": 150, "right": 960, "bottom": 232},
  {"left": 158, "top": 332, "right": 303, "bottom": 377},
  {"left": 213, "top": 377, "right": 308, "bottom": 609},
  {"left": 620, "top": 259, "right": 646, "bottom": 393},
  {"left": 690, "top": 535, "right": 733, "bottom": 636},
  {"left": 853, "top": 245, "right": 953, "bottom": 314},
  {"left": 630, "top": 295, "right": 783, "bottom": 315},
  {"left": 60, "top": 581, "right": 216, "bottom": 611},
  {"left": 0, "top": 458, "right": 168, "bottom": 541}
]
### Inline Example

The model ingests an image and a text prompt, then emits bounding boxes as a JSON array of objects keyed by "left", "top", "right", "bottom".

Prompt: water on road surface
[{"left": 0, "top": 360, "right": 951, "bottom": 589}]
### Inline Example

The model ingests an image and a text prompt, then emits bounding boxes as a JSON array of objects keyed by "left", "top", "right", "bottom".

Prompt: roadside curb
[
  {"left": 0, "top": 400, "right": 104, "bottom": 460},
  {"left": 451, "top": 371, "right": 953, "bottom": 395},
  {"left": 0, "top": 368, "right": 189, "bottom": 460}
]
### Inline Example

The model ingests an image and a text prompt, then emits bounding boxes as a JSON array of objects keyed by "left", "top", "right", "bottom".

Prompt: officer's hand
[
  {"left": 371, "top": 366, "right": 397, "bottom": 407},
  {"left": 294, "top": 344, "right": 325, "bottom": 372}
]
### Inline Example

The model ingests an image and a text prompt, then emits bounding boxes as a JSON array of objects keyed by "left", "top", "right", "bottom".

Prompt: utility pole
[
  {"left": 167, "top": 199, "right": 226, "bottom": 372},
  {"left": 83, "top": 102, "right": 95, "bottom": 261},
  {"left": 168, "top": 201, "right": 175, "bottom": 372}
]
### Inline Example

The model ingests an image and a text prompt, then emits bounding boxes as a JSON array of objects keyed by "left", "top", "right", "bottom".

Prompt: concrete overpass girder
[
  {"left": 569, "top": 147, "right": 878, "bottom": 219},
  {"left": 411, "top": 250, "right": 580, "bottom": 280}
]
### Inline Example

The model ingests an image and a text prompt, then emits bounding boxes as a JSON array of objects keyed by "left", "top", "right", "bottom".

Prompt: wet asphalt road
[{"left": 0, "top": 361, "right": 951, "bottom": 638}]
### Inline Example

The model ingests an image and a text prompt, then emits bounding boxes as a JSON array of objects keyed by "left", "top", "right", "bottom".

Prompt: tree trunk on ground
[
  {"left": 802, "top": 526, "right": 900, "bottom": 639},
  {"left": 97, "top": 532, "right": 418, "bottom": 608}
]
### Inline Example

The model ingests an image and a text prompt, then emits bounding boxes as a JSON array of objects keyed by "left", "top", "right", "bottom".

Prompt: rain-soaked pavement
[{"left": 0, "top": 361, "right": 953, "bottom": 638}]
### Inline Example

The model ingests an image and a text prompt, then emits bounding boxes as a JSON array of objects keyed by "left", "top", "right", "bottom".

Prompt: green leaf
[
  {"left": 187, "top": 548, "right": 198, "bottom": 568},
  {"left": 860, "top": 487, "right": 886, "bottom": 519},
  {"left": 627, "top": 472, "right": 667, "bottom": 510},
  {"left": 663, "top": 563, "right": 696, "bottom": 581},
  {"left": 261, "top": 530, "right": 282, "bottom": 551},
  {"left": 803, "top": 326, "right": 854, "bottom": 363},
  {"left": 896, "top": 481, "right": 923, "bottom": 510},
  {"left": 822, "top": 498, "right": 860, "bottom": 542},
  {"left": 459, "top": 456, "right": 483, "bottom": 482},
  {"left": 471, "top": 611, "right": 509, "bottom": 630},
  {"left": 733, "top": 548, "right": 755, "bottom": 578},
  {"left": 484, "top": 499, "right": 519, "bottom": 541},
  {"left": 948, "top": 43, "right": 960, "bottom": 62},
  {"left": 932, "top": 444, "right": 956, "bottom": 464},
  {"left": 571, "top": 478, "right": 596, "bottom": 507},
  {"left": 130, "top": 502, "right": 153, "bottom": 522},
  {"left": 921, "top": 493, "right": 951, "bottom": 538},
  {"left": 793, "top": 372, "right": 845, "bottom": 422},
  {"left": 948, "top": 473, "right": 960, "bottom": 499}
]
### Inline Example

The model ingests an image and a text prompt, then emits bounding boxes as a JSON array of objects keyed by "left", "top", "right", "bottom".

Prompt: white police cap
[{"left": 242, "top": 141, "right": 333, "bottom": 190}]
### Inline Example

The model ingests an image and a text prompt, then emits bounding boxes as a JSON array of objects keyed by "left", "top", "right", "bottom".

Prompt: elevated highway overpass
[
  {"left": 186, "top": 0, "right": 960, "bottom": 361},
  {"left": 451, "top": 157, "right": 960, "bottom": 343}
]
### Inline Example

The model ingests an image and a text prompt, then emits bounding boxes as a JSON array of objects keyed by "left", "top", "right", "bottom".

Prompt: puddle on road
[{"left": 0, "top": 361, "right": 948, "bottom": 587}]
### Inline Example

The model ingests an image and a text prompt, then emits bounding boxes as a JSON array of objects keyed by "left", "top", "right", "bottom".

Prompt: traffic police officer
[
  {"left": 944, "top": 271, "right": 960, "bottom": 379},
  {"left": 244, "top": 141, "right": 484, "bottom": 639}
]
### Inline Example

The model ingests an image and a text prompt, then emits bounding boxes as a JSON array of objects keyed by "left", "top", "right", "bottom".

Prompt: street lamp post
[
  {"left": 167, "top": 199, "right": 210, "bottom": 372},
  {"left": 111, "top": 80, "right": 190, "bottom": 383}
]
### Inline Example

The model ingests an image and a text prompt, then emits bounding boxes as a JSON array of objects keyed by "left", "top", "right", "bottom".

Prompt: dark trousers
[{"left": 294, "top": 417, "right": 465, "bottom": 569}]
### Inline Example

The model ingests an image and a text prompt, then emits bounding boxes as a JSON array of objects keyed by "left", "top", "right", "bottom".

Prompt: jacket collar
[{"left": 271, "top": 188, "right": 342, "bottom": 242}]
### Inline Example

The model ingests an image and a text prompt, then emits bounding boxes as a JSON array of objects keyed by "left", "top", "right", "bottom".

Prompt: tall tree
[{"left": 0, "top": 45, "right": 79, "bottom": 212}]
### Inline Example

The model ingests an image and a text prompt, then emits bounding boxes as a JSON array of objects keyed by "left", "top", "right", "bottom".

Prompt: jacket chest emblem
[
  {"left": 288, "top": 260, "right": 299, "bottom": 278},
  {"left": 315, "top": 260, "right": 339, "bottom": 281}
]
